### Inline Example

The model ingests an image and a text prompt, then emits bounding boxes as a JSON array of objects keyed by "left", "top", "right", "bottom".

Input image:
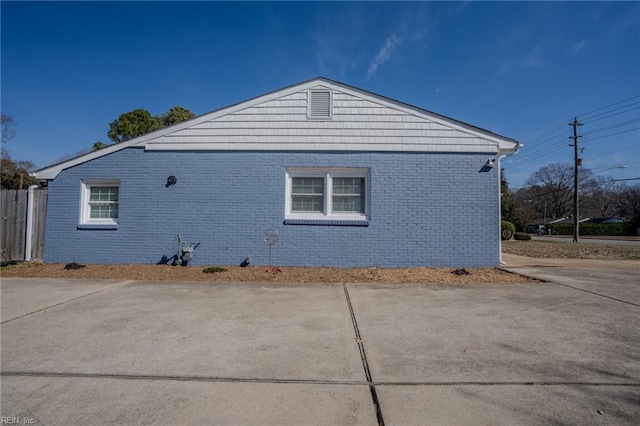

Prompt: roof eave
[{"left": 33, "top": 76, "right": 522, "bottom": 179}]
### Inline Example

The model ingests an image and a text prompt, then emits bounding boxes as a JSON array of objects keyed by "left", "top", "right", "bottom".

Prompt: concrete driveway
[{"left": 2, "top": 266, "right": 639, "bottom": 425}]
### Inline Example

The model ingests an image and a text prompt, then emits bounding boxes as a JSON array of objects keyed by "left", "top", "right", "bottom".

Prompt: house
[{"left": 34, "top": 77, "right": 521, "bottom": 268}]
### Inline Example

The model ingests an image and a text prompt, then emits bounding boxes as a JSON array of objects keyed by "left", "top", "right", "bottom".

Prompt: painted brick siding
[{"left": 44, "top": 148, "right": 500, "bottom": 267}]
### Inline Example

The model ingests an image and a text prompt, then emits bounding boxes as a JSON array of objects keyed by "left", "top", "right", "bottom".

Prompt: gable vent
[{"left": 308, "top": 90, "right": 332, "bottom": 119}]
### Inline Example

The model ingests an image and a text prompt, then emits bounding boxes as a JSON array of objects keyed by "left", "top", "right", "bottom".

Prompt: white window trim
[
  {"left": 307, "top": 89, "right": 333, "bottom": 120},
  {"left": 79, "top": 179, "right": 121, "bottom": 226},
  {"left": 285, "top": 168, "right": 369, "bottom": 221}
]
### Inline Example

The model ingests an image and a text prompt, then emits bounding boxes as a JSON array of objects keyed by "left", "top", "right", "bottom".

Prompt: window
[
  {"left": 308, "top": 89, "right": 332, "bottom": 119},
  {"left": 292, "top": 177, "right": 324, "bottom": 212},
  {"left": 80, "top": 179, "right": 120, "bottom": 226},
  {"left": 332, "top": 177, "right": 365, "bottom": 213},
  {"left": 286, "top": 168, "right": 369, "bottom": 221}
]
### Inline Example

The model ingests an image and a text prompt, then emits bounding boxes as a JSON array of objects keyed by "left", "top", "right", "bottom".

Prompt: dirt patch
[
  {"left": 1, "top": 262, "right": 533, "bottom": 284},
  {"left": 502, "top": 240, "right": 640, "bottom": 260}
]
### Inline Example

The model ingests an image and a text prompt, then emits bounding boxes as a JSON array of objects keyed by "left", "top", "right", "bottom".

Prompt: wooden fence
[{"left": 1, "top": 189, "right": 47, "bottom": 262}]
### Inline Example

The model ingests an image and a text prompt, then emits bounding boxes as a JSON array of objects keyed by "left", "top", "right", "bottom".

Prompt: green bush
[
  {"left": 513, "top": 232, "right": 532, "bottom": 240},
  {"left": 501, "top": 220, "right": 516, "bottom": 240},
  {"left": 203, "top": 266, "right": 227, "bottom": 273},
  {"left": 549, "top": 222, "right": 634, "bottom": 236}
]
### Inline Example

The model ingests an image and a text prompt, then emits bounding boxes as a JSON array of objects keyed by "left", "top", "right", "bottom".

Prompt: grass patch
[{"left": 502, "top": 240, "right": 640, "bottom": 260}]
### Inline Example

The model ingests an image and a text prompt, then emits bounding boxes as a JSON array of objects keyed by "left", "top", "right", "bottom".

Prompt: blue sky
[{"left": 2, "top": 1, "right": 639, "bottom": 188}]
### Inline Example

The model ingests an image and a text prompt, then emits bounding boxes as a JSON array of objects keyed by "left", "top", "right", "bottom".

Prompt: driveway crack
[{"left": 343, "top": 283, "right": 385, "bottom": 426}]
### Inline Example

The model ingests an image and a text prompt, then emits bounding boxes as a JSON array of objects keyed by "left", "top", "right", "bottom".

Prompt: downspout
[
  {"left": 498, "top": 142, "right": 522, "bottom": 266},
  {"left": 25, "top": 184, "right": 39, "bottom": 261},
  {"left": 497, "top": 157, "right": 504, "bottom": 265}
]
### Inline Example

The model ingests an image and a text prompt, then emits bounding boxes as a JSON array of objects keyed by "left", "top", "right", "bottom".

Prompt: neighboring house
[
  {"left": 34, "top": 77, "right": 521, "bottom": 267},
  {"left": 585, "top": 217, "right": 624, "bottom": 224}
]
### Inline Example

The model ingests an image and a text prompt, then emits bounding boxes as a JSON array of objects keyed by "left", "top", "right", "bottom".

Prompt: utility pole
[{"left": 570, "top": 117, "right": 582, "bottom": 243}]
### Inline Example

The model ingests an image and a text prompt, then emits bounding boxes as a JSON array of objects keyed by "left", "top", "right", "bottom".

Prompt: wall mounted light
[
  {"left": 486, "top": 158, "right": 495, "bottom": 168},
  {"left": 166, "top": 176, "right": 177, "bottom": 187}
]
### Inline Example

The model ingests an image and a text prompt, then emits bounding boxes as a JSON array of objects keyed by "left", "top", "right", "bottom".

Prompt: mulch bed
[{"left": 1, "top": 262, "right": 534, "bottom": 284}]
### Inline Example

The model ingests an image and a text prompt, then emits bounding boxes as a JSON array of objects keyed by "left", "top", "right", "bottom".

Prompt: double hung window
[
  {"left": 80, "top": 179, "right": 120, "bottom": 226},
  {"left": 286, "top": 168, "right": 369, "bottom": 220}
]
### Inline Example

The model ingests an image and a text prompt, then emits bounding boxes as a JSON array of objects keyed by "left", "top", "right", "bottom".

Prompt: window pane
[
  {"left": 292, "top": 177, "right": 323, "bottom": 194},
  {"left": 333, "top": 195, "right": 364, "bottom": 212},
  {"left": 292, "top": 195, "right": 324, "bottom": 212},
  {"left": 90, "top": 186, "right": 118, "bottom": 202},
  {"left": 333, "top": 178, "right": 363, "bottom": 195},
  {"left": 90, "top": 204, "right": 118, "bottom": 219},
  {"left": 332, "top": 177, "right": 364, "bottom": 213}
]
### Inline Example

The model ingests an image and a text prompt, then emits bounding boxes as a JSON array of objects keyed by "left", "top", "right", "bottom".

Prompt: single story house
[{"left": 34, "top": 77, "right": 521, "bottom": 267}]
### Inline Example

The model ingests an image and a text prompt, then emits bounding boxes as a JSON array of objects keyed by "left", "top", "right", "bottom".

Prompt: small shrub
[
  {"left": 203, "top": 266, "right": 227, "bottom": 273},
  {"left": 501, "top": 220, "right": 516, "bottom": 240},
  {"left": 514, "top": 232, "right": 532, "bottom": 241}
]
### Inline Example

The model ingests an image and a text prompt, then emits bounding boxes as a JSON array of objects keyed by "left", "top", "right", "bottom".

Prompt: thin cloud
[
  {"left": 497, "top": 63, "right": 513, "bottom": 76},
  {"left": 365, "top": 34, "right": 401, "bottom": 80},
  {"left": 571, "top": 40, "right": 587, "bottom": 54},
  {"left": 521, "top": 47, "right": 543, "bottom": 69}
]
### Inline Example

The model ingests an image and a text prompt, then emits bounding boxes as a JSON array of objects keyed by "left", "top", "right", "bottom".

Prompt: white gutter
[{"left": 25, "top": 184, "right": 39, "bottom": 261}]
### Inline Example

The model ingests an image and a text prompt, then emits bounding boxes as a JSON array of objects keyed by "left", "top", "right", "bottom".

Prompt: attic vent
[{"left": 308, "top": 90, "right": 332, "bottom": 119}]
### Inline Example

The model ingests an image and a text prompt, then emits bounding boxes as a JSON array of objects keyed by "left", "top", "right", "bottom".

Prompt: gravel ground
[{"left": 4, "top": 240, "right": 635, "bottom": 284}]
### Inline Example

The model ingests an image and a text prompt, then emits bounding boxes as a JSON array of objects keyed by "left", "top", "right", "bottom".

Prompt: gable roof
[{"left": 34, "top": 77, "right": 521, "bottom": 179}]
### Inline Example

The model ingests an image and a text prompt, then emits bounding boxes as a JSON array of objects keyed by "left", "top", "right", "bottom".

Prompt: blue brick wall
[{"left": 44, "top": 148, "right": 500, "bottom": 267}]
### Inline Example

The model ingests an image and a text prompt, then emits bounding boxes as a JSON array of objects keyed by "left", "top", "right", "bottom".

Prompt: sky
[{"left": 2, "top": 1, "right": 639, "bottom": 188}]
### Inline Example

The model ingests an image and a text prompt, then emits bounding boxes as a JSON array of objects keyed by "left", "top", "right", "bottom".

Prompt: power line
[
  {"left": 577, "top": 95, "right": 640, "bottom": 120},
  {"left": 581, "top": 104, "right": 640, "bottom": 125},
  {"left": 504, "top": 143, "right": 569, "bottom": 168},
  {"left": 584, "top": 127, "right": 640, "bottom": 142},
  {"left": 504, "top": 126, "right": 571, "bottom": 163},
  {"left": 608, "top": 177, "right": 640, "bottom": 182},
  {"left": 506, "top": 124, "right": 639, "bottom": 169},
  {"left": 590, "top": 161, "right": 640, "bottom": 172},
  {"left": 526, "top": 121, "right": 571, "bottom": 144},
  {"left": 505, "top": 147, "right": 567, "bottom": 168},
  {"left": 582, "top": 118, "right": 640, "bottom": 136},
  {"left": 505, "top": 95, "right": 640, "bottom": 170}
]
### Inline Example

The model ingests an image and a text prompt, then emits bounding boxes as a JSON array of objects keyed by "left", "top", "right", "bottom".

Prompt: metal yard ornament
[{"left": 262, "top": 228, "right": 280, "bottom": 272}]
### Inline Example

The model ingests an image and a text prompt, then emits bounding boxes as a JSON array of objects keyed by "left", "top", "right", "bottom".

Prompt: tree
[
  {"left": 107, "top": 109, "right": 163, "bottom": 143},
  {"left": 107, "top": 106, "right": 195, "bottom": 143},
  {"left": 92, "top": 141, "right": 110, "bottom": 151},
  {"left": 581, "top": 177, "right": 619, "bottom": 218},
  {"left": 1, "top": 113, "right": 17, "bottom": 144},
  {"left": 162, "top": 106, "right": 196, "bottom": 126},
  {"left": 615, "top": 185, "right": 640, "bottom": 227},
  {"left": 525, "top": 163, "right": 593, "bottom": 218},
  {"left": 500, "top": 169, "right": 521, "bottom": 225},
  {"left": 1, "top": 152, "right": 37, "bottom": 189}
]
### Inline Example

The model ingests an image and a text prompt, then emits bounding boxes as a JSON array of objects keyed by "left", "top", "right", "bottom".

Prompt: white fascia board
[{"left": 34, "top": 143, "right": 139, "bottom": 179}]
